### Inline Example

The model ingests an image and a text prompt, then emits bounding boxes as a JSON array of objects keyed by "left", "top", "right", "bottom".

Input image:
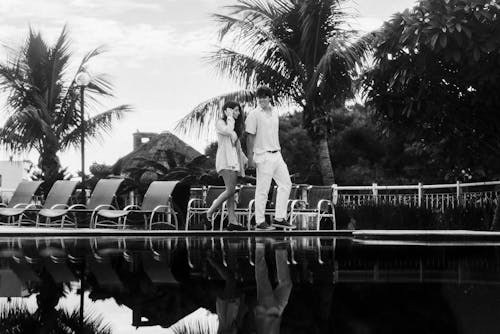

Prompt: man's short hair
[{"left": 255, "top": 86, "right": 273, "bottom": 99}]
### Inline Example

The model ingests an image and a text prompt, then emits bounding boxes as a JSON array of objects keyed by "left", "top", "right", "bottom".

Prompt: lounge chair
[
  {"left": 95, "top": 181, "right": 179, "bottom": 229},
  {"left": 32, "top": 180, "right": 79, "bottom": 227},
  {"left": 37, "top": 178, "right": 125, "bottom": 228},
  {"left": 289, "top": 185, "right": 336, "bottom": 230},
  {"left": 0, "top": 181, "right": 43, "bottom": 226},
  {"left": 186, "top": 185, "right": 226, "bottom": 230}
]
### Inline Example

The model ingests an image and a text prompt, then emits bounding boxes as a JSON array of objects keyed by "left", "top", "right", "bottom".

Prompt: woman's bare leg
[{"left": 207, "top": 170, "right": 238, "bottom": 223}]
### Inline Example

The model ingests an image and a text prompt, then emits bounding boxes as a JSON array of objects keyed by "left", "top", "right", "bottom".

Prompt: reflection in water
[
  {"left": 1, "top": 237, "right": 500, "bottom": 333},
  {"left": 254, "top": 242, "right": 292, "bottom": 334}
]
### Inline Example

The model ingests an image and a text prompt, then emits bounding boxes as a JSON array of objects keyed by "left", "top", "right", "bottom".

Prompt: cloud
[{"left": 0, "top": 0, "right": 165, "bottom": 20}]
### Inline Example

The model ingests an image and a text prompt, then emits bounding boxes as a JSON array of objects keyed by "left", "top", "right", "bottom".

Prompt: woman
[{"left": 206, "top": 101, "right": 247, "bottom": 231}]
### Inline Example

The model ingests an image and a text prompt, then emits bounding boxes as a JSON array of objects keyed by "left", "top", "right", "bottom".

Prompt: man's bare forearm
[{"left": 246, "top": 133, "right": 256, "bottom": 166}]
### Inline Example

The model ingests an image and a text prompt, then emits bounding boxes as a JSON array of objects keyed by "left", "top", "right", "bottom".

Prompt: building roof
[{"left": 112, "top": 131, "right": 202, "bottom": 174}]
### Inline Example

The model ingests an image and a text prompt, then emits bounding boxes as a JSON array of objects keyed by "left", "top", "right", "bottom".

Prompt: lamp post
[{"left": 75, "top": 70, "right": 91, "bottom": 204}]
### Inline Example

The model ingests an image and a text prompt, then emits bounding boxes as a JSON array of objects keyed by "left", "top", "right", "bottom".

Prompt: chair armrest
[
  {"left": 24, "top": 203, "right": 42, "bottom": 210},
  {"left": 151, "top": 205, "right": 171, "bottom": 214},
  {"left": 123, "top": 204, "right": 141, "bottom": 211},
  {"left": 0, "top": 203, "right": 7, "bottom": 208},
  {"left": 50, "top": 204, "right": 69, "bottom": 210},
  {"left": 93, "top": 204, "right": 117, "bottom": 211},
  {"left": 187, "top": 198, "right": 203, "bottom": 208},
  {"left": 317, "top": 199, "right": 333, "bottom": 211},
  {"left": 68, "top": 204, "right": 87, "bottom": 210},
  {"left": 12, "top": 203, "right": 30, "bottom": 209}
]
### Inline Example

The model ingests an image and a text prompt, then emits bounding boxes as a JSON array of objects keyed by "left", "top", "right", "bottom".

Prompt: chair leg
[
  {"left": 173, "top": 212, "right": 178, "bottom": 230},
  {"left": 185, "top": 209, "right": 193, "bottom": 231},
  {"left": 332, "top": 208, "right": 337, "bottom": 230}
]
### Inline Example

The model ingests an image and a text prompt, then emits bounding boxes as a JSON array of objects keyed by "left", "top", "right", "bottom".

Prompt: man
[{"left": 246, "top": 86, "right": 295, "bottom": 230}]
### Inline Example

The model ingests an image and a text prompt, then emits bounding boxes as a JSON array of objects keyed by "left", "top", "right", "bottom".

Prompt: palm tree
[
  {"left": 0, "top": 26, "right": 132, "bottom": 189},
  {"left": 176, "top": 0, "right": 368, "bottom": 184},
  {"left": 0, "top": 303, "right": 112, "bottom": 334}
]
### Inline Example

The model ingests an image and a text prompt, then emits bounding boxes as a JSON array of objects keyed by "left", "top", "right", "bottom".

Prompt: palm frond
[
  {"left": 216, "top": 0, "right": 292, "bottom": 39},
  {"left": 47, "top": 25, "right": 72, "bottom": 113},
  {"left": 60, "top": 45, "right": 108, "bottom": 108},
  {"left": 60, "top": 104, "right": 133, "bottom": 149},
  {"left": 213, "top": 11, "right": 301, "bottom": 70},
  {"left": 174, "top": 89, "right": 255, "bottom": 138},
  {"left": 208, "top": 48, "right": 293, "bottom": 90},
  {"left": 0, "top": 106, "right": 45, "bottom": 152},
  {"left": 305, "top": 37, "right": 360, "bottom": 103}
]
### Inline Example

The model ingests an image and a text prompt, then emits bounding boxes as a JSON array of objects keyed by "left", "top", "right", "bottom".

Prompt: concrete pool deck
[
  {"left": 0, "top": 226, "right": 353, "bottom": 237},
  {"left": 1, "top": 226, "right": 500, "bottom": 241}
]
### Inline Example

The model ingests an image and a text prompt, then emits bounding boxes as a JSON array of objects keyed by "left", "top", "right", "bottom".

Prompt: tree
[
  {"left": 0, "top": 26, "right": 132, "bottom": 189},
  {"left": 0, "top": 303, "right": 112, "bottom": 334},
  {"left": 362, "top": 0, "right": 500, "bottom": 181},
  {"left": 176, "top": 0, "right": 369, "bottom": 184}
]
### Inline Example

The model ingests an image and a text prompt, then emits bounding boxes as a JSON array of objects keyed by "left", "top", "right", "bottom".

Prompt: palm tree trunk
[
  {"left": 38, "top": 148, "right": 61, "bottom": 192},
  {"left": 317, "top": 135, "right": 335, "bottom": 185}
]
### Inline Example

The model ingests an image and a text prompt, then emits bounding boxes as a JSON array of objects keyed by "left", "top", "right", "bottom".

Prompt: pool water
[{"left": 1, "top": 236, "right": 500, "bottom": 333}]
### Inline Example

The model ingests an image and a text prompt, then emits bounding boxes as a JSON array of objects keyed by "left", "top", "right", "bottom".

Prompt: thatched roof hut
[{"left": 112, "top": 131, "right": 202, "bottom": 174}]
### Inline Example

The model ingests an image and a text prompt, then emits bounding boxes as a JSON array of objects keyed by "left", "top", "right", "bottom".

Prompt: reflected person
[
  {"left": 207, "top": 254, "right": 248, "bottom": 334},
  {"left": 254, "top": 242, "right": 292, "bottom": 334}
]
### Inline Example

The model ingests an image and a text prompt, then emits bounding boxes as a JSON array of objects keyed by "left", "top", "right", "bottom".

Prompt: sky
[{"left": 0, "top": 0, "right": 417, "bottom": 176}]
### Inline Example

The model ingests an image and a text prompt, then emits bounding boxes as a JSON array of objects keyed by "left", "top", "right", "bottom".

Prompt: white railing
[
  {"left": 189, "top": 181, "right": 500, "bottom": 213},
  {"left": 333, "top": 181, "right": 500, "bottom": 211}
]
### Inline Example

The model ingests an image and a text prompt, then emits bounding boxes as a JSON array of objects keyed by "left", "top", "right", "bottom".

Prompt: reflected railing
[{"left": 2, "top": 237, "right": 500, "bottom": 287}]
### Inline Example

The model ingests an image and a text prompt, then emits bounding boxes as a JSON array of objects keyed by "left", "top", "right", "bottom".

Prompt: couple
[{"left": 206, "top": 86, "right": 296, "bottom": 231}]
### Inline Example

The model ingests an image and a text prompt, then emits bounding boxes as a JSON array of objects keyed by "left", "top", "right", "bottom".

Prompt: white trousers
[{"left": 254, "top": 152, "right": 292, "bottom": 224}]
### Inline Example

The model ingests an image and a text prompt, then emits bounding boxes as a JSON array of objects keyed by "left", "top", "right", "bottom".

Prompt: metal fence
[{"left": 334, "top": 181, "right": 500, "bottom": 211}]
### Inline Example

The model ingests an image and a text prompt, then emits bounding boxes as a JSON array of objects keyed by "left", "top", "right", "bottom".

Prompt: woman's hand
[
  {"left": 226, "top": 108, "right": 234, "bottom": 119},
  {"left": 230, "top": 131, "right": 238, "bottom": 144}
]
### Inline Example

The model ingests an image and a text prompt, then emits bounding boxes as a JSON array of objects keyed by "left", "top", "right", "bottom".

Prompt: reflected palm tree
[{"left": 0, "top": 303, "right": 112, "bottom": 334}]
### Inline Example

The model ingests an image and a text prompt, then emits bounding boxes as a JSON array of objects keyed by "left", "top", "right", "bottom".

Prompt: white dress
[{"left": 215, "top": 117, "right": 247, "bottom": 176}]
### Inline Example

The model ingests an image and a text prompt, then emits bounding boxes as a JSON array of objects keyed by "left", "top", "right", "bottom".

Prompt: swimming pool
[{"left": 1, "top": 236, "right": 499, "bottom": 333}]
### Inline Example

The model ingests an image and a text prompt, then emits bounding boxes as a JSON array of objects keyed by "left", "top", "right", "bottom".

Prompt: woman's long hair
[{"left": 221, "top": 101, "right": 244, "bottom": 138}]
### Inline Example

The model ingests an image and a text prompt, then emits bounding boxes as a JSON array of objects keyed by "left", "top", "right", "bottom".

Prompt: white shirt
[
  {"left": 215, "top": 118, "right": 239, "bottom": 172},
  {"left": 245, "top": 106, "right": 280, "bottom": 155},
  {"left": 215, "top": 117, "right": 247, "bottom": 175}
]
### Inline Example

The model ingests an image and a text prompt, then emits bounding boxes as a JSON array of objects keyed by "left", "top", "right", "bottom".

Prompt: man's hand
[{"left": 247, "top": 158, "right": 256, "bottom": 169}]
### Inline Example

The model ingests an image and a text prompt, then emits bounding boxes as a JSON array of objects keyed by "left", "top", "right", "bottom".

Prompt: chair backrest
[
  {"left": 8, "top": 181, "right": 43, "bottom": 208},
  {"left": 43, "top": 181, "right": 79, "bottom": 208},
  {"left": 141, "top": 181, "right": 179, "bottom": 211},
  {"left": 87, "top": 179, "right": 125, "bottom": 210},
  {"left": 204, "top": 186, "right": 226, "bottom": 206},
  {"left": 237, "top": 185, "right": 256, "bottom": 208},
  {"left": 307, "top": 186, "right": 333, "bottom": 207}
]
